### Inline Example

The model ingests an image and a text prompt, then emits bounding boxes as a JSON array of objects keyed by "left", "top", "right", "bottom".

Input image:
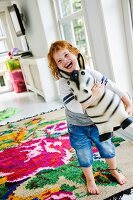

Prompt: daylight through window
[{"left": 54, "top": 0, "right": 93, "bottom": 67}]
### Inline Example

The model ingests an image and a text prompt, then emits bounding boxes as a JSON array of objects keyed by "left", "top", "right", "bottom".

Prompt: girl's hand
[
  {"left": 125, "top": 104, "right": 133, "bottom": 116},
  {"left": 91, "top": 82, "right": 105, "bottom": 101},
  {"left": 81, "top": 83, "right": 105, "bottom": 109},
  {"left": 121, "top": 94, "right": 133, "bottom": 116}
]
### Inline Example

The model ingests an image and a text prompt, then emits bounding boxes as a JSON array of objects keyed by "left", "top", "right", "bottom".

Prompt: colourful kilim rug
[
  {"left": 0, "top": 107, "right": 20, "bottom": 122},
  {"left": 0, "top": 108, "right": 133, "bottom": 200}
]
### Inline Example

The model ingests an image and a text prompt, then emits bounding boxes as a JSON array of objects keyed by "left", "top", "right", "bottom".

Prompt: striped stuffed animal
[{"left": 60, "top": 53, "right": 133, "bottom": 141}]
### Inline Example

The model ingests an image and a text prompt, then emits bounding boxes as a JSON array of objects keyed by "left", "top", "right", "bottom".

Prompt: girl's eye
[
  {"left": 65, "top": 53, "right": 69, "bottom": 57},
  {"left": 58, "top": 60, "right": 61, "bottom": 64}
]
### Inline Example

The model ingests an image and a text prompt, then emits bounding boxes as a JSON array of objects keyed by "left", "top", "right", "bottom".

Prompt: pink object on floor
[{"left": 10, "top": 69, "right": 27, "bottom": 93}]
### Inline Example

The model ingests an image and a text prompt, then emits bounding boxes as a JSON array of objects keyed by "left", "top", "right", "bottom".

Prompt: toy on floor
[{"left": 59, "top": 53, "right": 133, "bottom": 141}]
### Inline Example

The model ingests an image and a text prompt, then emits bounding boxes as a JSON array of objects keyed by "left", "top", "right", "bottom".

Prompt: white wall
[
  {"left": 1, "top": 0, "right": 61, "bottom": 101},
  {"left": 1, "top": 0, "right": 133, "bottom": 99},
  {"left": 37, "top": 0, "right": 60, "bottom": 54},
  {"left": 10, "top": 0, "right": 60, "bottom": 101},
  {"left": 13, "top": 0, "right": 60, "bottom": 57},
  {"left": 14, "top": 0, "right": 47, "bottom": 57},
  {"left": 0, "top": 1, "right": 23, "bottom": 50},
  {"left": 83, "top": 0, "right": 133, "bottom": 96},
  {"left": 101, "top": 0, "right": 133, "bottom": 94},
  {"left": 82, "top": 0, "right": 115, "bottom": 80}
]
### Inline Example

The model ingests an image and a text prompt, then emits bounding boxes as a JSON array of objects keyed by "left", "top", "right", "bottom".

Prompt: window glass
[
  {"left": 73, "top": 16, "right": 87, "bottom": 56},
  {"left": 55, "top": 0, "right": 93, "bottom": 67},
  {"left": 0, "top": 17, "right": 5, "bottom": 37},
  {"left": 72, "top": 0, "right": 82, "bottom": 12},
  {"left": 0, "top": 75, "right": 5, "bottom": 87},
  {"left": 0, "top": 13, "right": 8, "bottom": 54},
  {"left": 60, "top": 0, "right": 82, "bottom": 17},
  {"left": 0, "top": 40, "right": 8, "bottom": 52},
  {"left": 60, "top": 0, "right": 71, "bottom": 17},
  {"left": 62, "top": 22, "right": 74, "bottom": 43}
]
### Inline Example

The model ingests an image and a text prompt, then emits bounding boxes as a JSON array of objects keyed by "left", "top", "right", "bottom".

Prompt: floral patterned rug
[
  {"left": 0, "top": 108, "right": 133, "bottom": 200},
  {"left": 0, "top": 107, "right": 20, "bottom": 122}
]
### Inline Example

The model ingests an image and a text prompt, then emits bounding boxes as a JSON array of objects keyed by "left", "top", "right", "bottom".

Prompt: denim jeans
[{"left": 68, "top": 123, "right": 115, "bottom": 167}]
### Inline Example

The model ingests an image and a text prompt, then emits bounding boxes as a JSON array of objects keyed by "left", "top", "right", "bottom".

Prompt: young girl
[{"left": 47, "top": 40, "right": 133, "bottom": 195}]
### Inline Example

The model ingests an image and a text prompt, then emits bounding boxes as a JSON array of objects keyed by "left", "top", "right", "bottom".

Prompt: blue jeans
[{"left": 68, "top": 123, "right": 115, "bottom": 167}]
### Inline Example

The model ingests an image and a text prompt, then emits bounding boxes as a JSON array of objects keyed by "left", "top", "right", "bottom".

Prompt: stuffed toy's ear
[
  {"left": 57, "top": 68, "right": 70, "bottom": 79},
  {"left": 77, "top": 53, "right": 85, "bottom": 69}
]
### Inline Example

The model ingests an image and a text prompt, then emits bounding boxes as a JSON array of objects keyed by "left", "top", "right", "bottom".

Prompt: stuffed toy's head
[
  {"left": 58, "top": 53, "right": 96, "bottom": 103},
  {"left": 66, "top": 53, "right": 95, "bottom": 103},
  {"left": 67, "top": 69, "right": 95, "bottom": 103}
]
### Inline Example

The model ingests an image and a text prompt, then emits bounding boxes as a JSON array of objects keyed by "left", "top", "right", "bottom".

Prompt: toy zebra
[{"left": 59, "top": 53, "right": 133, "bottom": 141}]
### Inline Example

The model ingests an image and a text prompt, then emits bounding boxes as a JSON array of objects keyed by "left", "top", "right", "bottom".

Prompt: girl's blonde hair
[{"left": 47, "top": 40, "right": 80, "bottom": 80}]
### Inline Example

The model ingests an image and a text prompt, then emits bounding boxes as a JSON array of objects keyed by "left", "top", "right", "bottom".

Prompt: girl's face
[{"left": 53, "top": 49, "right": 79, "bottom": 73}]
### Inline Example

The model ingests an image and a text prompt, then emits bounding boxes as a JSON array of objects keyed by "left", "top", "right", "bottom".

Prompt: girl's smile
[{"left": 53, "top": 49, "right": 79, "bottom": 73}]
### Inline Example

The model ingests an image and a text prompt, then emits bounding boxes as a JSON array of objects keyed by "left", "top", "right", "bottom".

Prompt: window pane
[
  {"left": 60, "top": 0, "right": 71, "bottom": 17},
  {"left": 73, "top": 17, "right": 87, "bottom": 54},
  {"left": 0, "top": 26, "right": 3, "bottom": 37},
  {"left": 0, "top": 17, "right": 5, "bottom": 37},
  {"left": 60, "top": 0, "right": 82, "bottom": 16},
  {"left": 55, "top": 0, "right": 93, "bottom": 67},
  {"left": 61, "top": 17, "right": 93, "bottom": 67},
  {"left": 62, "top": 22, "right": 74, "bottom": 44},
  {"left": 72, "top": 0, "right": 82, "bottom": 12},
  {"left": 0, "top": 40, "right": 8, "bottom": 52},
  {"left": 0, "top": 14, "right": 8, "bottom": 54},
  {"left": 0, "top": 75, "right": 5, "bottom": 87}
]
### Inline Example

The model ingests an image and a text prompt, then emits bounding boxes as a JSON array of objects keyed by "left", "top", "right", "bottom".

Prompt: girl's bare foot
[
  {"left": 87, "top": 180, "right": 100, "bottom": 195},
  {"left": 110, "top": 169, "right": 127, "bottom": 185}
]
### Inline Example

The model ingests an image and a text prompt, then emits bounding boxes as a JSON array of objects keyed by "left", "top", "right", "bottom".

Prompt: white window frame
[
  {"left": 0, "top": 11, "right": 12, "bottom": 54},
  {"left": 121, "top": 0, "right": 133, "bottom": 91},
  {"left": 80, "top": 0, "right": 133, "bottom": 96},
  {"left": 54, "top": 0, "right": 133, "bottom": 95},
  {"left": 0, "top": 12, "right": 8, "bottom": 54},
  {"left": 53, "top": 0, "right": 93, "bottom": 67}
]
